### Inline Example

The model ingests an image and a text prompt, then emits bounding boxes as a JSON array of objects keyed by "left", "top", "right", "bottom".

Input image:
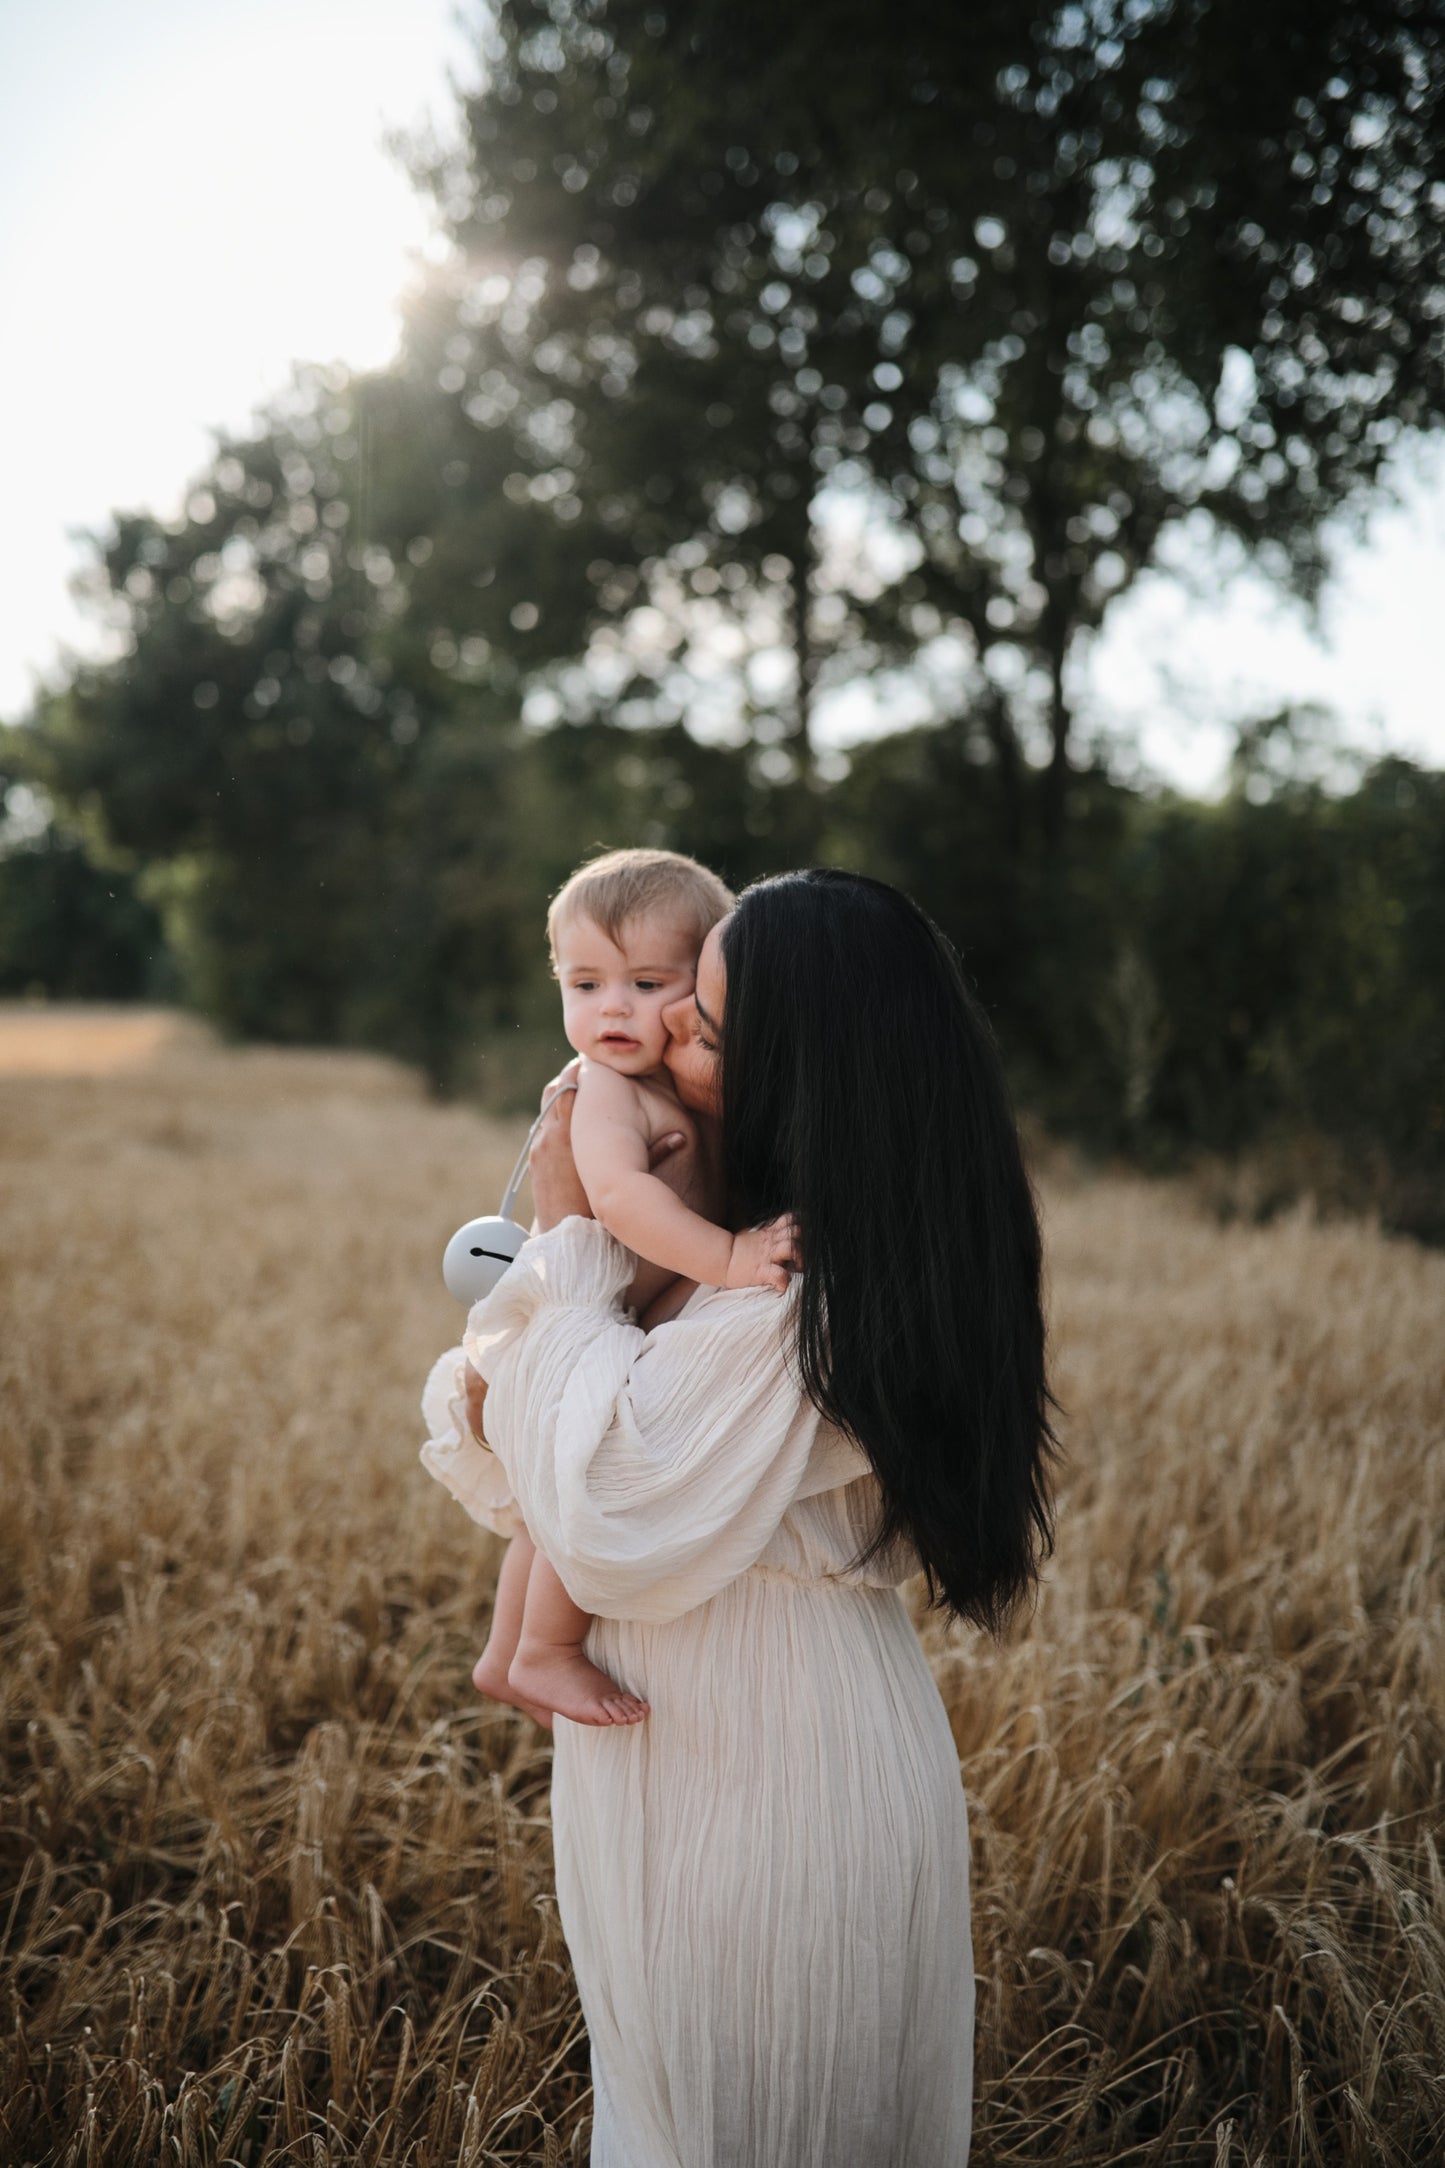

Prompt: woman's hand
[
  {"left": 530, "top": 1065, "right": 592, "bottom": 1230},
  {"left": 463, "top": 1360, "right": 488, "bottom": 1445},
  {"left": 530, "top": 1061, "right": 687, "bottom": 1231}
]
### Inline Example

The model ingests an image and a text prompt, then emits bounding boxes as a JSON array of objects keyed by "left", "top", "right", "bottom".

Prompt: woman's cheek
[
  {"left": 663, "top": 1038, "right": 695, "bottom": 1104},
  {"left": 684, "top": 1043, "right": 721, "bottom": 1116}
]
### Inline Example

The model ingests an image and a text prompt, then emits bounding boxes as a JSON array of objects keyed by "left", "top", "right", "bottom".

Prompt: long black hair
[{"left": 720, "top": 868, "right": 1058, "bottom": 1634}]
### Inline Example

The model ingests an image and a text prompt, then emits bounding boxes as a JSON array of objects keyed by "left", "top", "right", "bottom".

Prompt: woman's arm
[
  {"left": 529, "top": 1065, "right": 593, "bottom": 1227},
  {"left": 463, "top": 1360, "right": 489, "bottom": 1447},
  {"left": 464, "top": 1219, "right": 839, "bottom": 1623}
]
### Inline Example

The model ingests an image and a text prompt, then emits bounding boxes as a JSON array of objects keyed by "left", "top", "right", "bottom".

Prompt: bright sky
[
  {"left": 2, "top": 0, "right": 1442, "bottom": 795},
  {"left": 0, "top": 0, "right": 472, "bottom": 712}
]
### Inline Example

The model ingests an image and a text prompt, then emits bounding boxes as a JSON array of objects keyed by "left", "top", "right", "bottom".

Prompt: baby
[{"left": 468, "top": 847, "right": 797, "bottom": 1728}]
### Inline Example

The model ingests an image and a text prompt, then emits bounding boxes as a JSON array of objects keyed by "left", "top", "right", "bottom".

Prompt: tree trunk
[
  {"left": 789, "top": 533, "right": 815, "bottom": 780},
  {"left": 977, "top": 677, "right": 1024, "bottom": 858},
  {"left": 1040, "top": 606, "right": 1071, "bottom": 854},
  {"left": 782, "top": 513, "right": 823, "bottom": 860}
]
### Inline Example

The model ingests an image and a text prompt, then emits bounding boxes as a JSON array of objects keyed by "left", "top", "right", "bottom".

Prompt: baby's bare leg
[
  {"left": 472, "top": 1535, "right": 553, "bottom": 1727},
  {"left": 509, "top": 1553, "right": 649, "bottom": 1726}
]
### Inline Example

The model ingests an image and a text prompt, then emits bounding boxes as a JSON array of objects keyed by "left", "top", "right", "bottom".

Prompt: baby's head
[{"left": 548, "top": 848, "right": 734, "bottom": 1077}]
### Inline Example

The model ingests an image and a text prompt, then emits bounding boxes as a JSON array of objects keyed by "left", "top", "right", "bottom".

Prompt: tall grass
[{"left": 1, "top": 1011, "right": 1441, "bottom": 2165}]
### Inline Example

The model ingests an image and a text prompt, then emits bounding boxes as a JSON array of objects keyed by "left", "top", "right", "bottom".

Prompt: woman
[{"left": 432, "top": 869, "right": 1057, "bottom": 2167}]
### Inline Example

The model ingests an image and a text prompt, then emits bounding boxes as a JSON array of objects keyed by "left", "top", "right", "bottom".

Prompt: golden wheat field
[{"left": 1, "top": 1005, "right": 1442, "bottom": 2167}]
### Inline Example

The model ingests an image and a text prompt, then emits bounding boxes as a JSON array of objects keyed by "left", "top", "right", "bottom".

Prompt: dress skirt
[{"left": 552, "top": 1570, "right": 974, "bottom": 2168}]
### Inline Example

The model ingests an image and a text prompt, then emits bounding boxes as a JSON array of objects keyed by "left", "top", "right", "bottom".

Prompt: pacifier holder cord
[{"left": 499, "top": 1077, "right": 579, "bottom": 1222}]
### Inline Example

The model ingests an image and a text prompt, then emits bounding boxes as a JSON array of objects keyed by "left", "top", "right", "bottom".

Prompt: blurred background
[{"left": 4, "top": 0, "right": 1443, "bottom": 1232}]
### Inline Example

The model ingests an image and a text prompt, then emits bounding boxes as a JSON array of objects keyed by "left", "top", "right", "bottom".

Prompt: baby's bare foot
[
  {"left": 472, "top": 1642, "right": 554, "bottom": 1728},
  {"left": 508, "top": 1643, "right": 649, "bottom": 1727}
]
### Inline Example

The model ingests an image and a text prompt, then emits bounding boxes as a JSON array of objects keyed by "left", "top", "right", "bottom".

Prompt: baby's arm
[{"left": 572, "top": 1065, "right": 796, "bottom": 1293}]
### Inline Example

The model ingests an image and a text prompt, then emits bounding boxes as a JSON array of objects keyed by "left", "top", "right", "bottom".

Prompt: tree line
[{"left": 4, "top": 0, "right": 1444, "bottom": 1232}]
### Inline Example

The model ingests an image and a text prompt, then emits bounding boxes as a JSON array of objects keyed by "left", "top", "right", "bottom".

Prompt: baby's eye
[
  {"left": 573, "top": 979, "right": 598, "bottom": 992},
  {"left": 634, "top": 979, "right": 662, "bottom": 991}
]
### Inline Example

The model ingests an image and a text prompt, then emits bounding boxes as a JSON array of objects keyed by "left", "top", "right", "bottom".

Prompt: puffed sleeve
[
  {"left": 418, "top": 1348, "right": 528, "bottom": 1540},
  {"left": 462, "top": 1216, "right": 826, "bottom": 1624}
]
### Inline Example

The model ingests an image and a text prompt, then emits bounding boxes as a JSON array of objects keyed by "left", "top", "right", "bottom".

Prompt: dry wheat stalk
[{"left": 1, "top": 1014, "right": 1441, "bottom": 2165}]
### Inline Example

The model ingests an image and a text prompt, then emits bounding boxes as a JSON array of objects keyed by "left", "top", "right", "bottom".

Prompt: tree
[
  {"left": 396, "top": 8, "right": 889, "bottom": 851},
  {"left": 28, "top": 365, "right": 788, "bottom": 1089},
  {"left": 0, "top": 734, "right": 168, "bottom": 1000},
  {"left": 30, "top": 372, "right": 489, "bottom": 1059},
  {"left": 402, "top": 0, "right": 1445, "bottom": 842}
]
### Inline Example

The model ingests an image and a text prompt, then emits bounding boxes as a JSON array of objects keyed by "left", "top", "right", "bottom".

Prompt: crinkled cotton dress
[{"left": 421, "top": 1216, "right": 974, "bottom": 2168}]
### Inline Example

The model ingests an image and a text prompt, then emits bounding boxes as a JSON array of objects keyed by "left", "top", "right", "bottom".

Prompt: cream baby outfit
[{"left": 421, "top": 1215, "right": 974, "bottom": 2168}]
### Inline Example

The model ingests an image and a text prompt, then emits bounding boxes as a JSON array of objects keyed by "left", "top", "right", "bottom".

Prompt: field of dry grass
[{"left": 2, "top": 1005, "right": 1442, "bottom": 2166}]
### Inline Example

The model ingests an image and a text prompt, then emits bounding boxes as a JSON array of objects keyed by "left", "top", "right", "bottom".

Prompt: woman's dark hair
[{"left": 720, "top": 869, "right": 1058, "bottom": 1634}]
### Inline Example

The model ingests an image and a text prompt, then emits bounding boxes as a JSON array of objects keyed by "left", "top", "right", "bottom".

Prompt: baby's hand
[{"left": 724, "top": 1215, "right": 801, "bottom": 1294}]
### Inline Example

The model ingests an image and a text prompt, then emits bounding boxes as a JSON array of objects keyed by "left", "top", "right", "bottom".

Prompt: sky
[
  {"left": 2, "top": 0, "right": 1442, "bottom": 797},
  {"left": 0, "top": 0, "right": 474, "bottom": 713}
]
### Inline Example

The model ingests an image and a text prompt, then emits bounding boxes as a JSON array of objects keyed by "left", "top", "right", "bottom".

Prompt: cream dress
[{"left": 421, "top": 1216, "right": 974, "bottom": 2168}]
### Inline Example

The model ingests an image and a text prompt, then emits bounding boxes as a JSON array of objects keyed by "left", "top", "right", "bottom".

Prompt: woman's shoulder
[
  {"left": 643, "top": 1275, "right": 803, "bottom": 1373},
  {"left": 671, "top": 1272, "right": 801, "bottom": 1328}
]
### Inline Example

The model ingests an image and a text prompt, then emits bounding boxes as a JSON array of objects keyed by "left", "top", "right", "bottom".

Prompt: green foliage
[
  {"left": 830, "top": 725, "right": 1445, "bottom": 1231},
  {"left": 0, "top": 826, "right": 170, "bottom": 1002},
  {"left": 395, "top": 0, "right": 1445, "bottom": 839},
  {"left": 1111, "top": 759, "right": 1445, "bottom": 1175},
  {"left": 0, "top": 734, "right": 170, "bottom": 1000}
]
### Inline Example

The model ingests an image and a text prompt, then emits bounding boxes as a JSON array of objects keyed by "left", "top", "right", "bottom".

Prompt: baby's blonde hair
[{"left": 547, "top": 847, "right": 734, "bottom": 963}]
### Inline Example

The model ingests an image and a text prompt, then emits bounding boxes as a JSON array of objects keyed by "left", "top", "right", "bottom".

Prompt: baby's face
[{"left": 554, "top": 910, "right": 701, "bottom": 1076}]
